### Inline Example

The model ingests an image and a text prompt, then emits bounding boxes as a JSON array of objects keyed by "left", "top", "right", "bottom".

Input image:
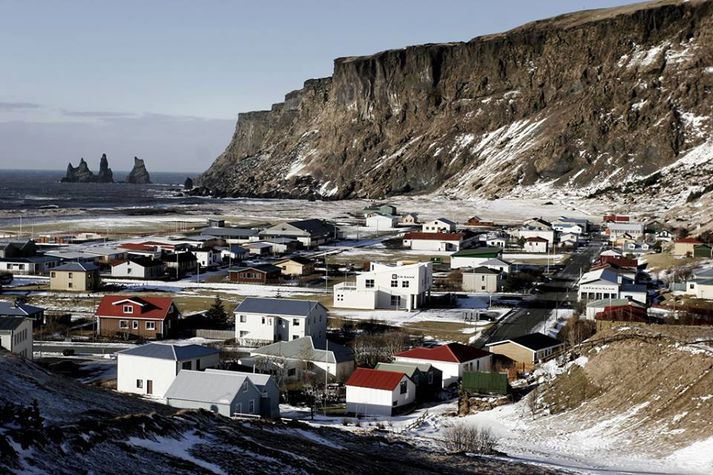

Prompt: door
[{"left": 146, "top": 380, "right": 153, "bottom": 395}]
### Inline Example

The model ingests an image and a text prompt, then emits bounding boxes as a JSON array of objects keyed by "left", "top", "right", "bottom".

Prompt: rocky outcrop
[
  {"left": 183, "top": 177, "right": 194, "bottom": 190},
  {"left": 126, "top": 157, "right": 151, "bottom": 184},
  {"left": 61, "top": 155, "right": 114, "bottom": 183},
  {"left": 198, "top": 0, "right": 713, "bottom": 203}
]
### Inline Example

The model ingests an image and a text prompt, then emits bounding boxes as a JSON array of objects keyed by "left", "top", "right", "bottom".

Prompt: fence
[
  {"left": 462, "top": 371, "right": 509, "bottom": 395},
  {"left": 194, "top": 329, "right": 235, "bottom": 340}
]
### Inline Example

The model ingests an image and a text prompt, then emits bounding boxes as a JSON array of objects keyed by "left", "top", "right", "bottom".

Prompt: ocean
[{"left": 0, "top": 169, "right": 207, "bottom": 212}]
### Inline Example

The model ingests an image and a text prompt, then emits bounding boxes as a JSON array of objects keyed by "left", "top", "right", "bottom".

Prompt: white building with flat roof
[{"left": 333, "top": 261, "right": 432, "bottom": 311}]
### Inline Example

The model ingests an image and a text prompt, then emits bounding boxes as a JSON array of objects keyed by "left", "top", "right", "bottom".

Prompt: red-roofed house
[
  {"left": 673, "top": 238, "right": 703, "bottom": 257},
  {"left": 394, "top": 343, "right": 492, "bottom": 387},
  {"left": 345, "top": 368, "right": 416, "bottom": 416},
  {"left": 96, "top": 295, "right": 180, "bottom": 340},
  {"left": 402, "top": 231, "right": 476, "bottom": 252}
]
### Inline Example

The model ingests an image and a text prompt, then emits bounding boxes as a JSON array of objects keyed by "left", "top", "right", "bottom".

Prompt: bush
[
  {"left": 62, "top": 349, "right": 75, "bottom": 357},
  {"left": 441, "top": 424, "right": 497, "bottom": 454}
]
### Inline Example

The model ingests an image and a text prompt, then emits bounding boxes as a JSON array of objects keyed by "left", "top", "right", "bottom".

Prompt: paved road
[{"left": 473, "top": 240, "right": 604, "bottom": 347}]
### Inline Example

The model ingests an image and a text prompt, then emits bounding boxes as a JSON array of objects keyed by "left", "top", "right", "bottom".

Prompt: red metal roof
[
  {"left": 674, "top": 238, "right": 702, "bottom": 244},
  {"left": 595, "top": 305, "right": 648, "bottom": 322},
  {"left": 403, "top": 232, "right": 465, "bottom": 241},
  {"left": 345, "top": 368, "right": 405, "bottom": 390},
  {"left": 395, "top": 342, "right": 491, "bottom": 363},
  {"left": 96, "top": 295, "right": 175, "bottom": 320},
  {"left": 598, "top": 255, "right": 639, "bottom": 268}
]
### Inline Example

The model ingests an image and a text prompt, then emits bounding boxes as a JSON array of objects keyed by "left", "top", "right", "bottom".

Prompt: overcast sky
[{"left": 0, "top": 0, "right": 640, "bottom": 173}]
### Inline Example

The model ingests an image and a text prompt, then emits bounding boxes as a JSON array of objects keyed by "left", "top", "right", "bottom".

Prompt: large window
[
  {"left": 292, "top": 318, "right": 300, "bottom": 326},
  {"left": 365, "top": 279, "right": 375, "bottom": 288},
  {"left": 400, "top": 380, "right": 407, "bottom": 394}
]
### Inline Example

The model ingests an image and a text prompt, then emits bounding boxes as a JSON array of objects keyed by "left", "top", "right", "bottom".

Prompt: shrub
[{"left": 441, "top": 424, "right": 497, "bottom": 454}]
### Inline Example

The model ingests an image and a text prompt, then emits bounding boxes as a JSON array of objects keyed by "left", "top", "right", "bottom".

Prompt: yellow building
[{"left": 50, "top": 262, "right": 100, "bottom": 292}]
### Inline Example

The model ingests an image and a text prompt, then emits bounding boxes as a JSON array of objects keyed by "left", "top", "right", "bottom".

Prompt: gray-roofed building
[
  {"left": 259, "top": 219, "right": 338, "bottom": 248},
  {"left": 461, "top": 266, "right": 501, "bottom": 293},
  {"left": 204, "top": 369, "right": 280, "bottom": 418},
  {"left": 486, "top": 333, "right": 564, "bottom": 365},
  {"left": 0, "top": 300, "right": 45, "bottom": 322},
  {"left": 374, "top": 362, "right": 442, "bottom": 400},
  {"left": 0, "top": 316, "right": 33, "bottom": 359},
  {"left": 50, "top": 262, "right": 100, "bottom": 292},
  {"left": 248, "top": 336, "right": 355, "bottom": 383},
  {"left": 165, "top": 369, "right": 263, "bottom": 418},
  {"left": 234, "top": 298, "right": 327, "bottom": 348},
  {"left": 111, "top": 256, "right": 165, "bottom": 279},
  {"left": 0, "top": 255, "right": 61, "bottom": 275},
  {"left": 199, "top": 227, "right": 259, "bottom": 244},
  {"left": 116, "top": 343, "right": 220, "bottom": 399}
]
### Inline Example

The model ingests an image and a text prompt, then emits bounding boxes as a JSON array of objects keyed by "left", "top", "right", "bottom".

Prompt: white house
[
  {"left": 655, "top": 230, "right": 673, "bottom": 242},
  {"left": 461, "top": 266, "right": 500, "bottom": 293},
  {"left": 0, "top": 317, "right": 33, "bottom": 359},
  {"left": 607, "top": 222, "right": 645, "bottom": 241},
  {"left": 116, "top": 343, "right": 220, "bottom": 399},
  {"left": 402, "top": 231, "right": 476, "bottom": 252},
  {"left": 333, "top": 261, "right": 432, "bottom": 311},
  {"left": 399, "top": 213, "right": 419, "bottom": 225},
  {"left": 110, "top": 256, "right": 165, "bottom": 279},
  {"left": 524, "top": 237, "right": 549, "bottom": 253},
  {"left": 366, "top": 214, "right": 399, "bottom": 231},
  {"left": 559, "top": 233, "right": 579, "bottom": 247},
  {"left": 686, "top": 278, "right": 713, "bottom": 300},
  {"left": 577, "top": 267, "right": 647, "bottom": 304},
  {"left": 345, "top": 368, "right": 416, "bottom": 416},
  {"left": 478, "top": 258, "right": 512, "bottom": 275},
  {"left": 421, "top": 218, "right": 456, "bottom": 233},
  {"left": 394, "top": 342, "right": 492, "bottom": 387},
  {"left": 234, "top": 298, "right": 327, "bottom": 348},
  {"left": 193, "top": 247, "right": 222, "bottom": 268},
  {"left": 485, "top": 237, "right": 507, "bottom": 248},
  {"left": 516, "top": 228, "right": 556, "bottom": 244}
]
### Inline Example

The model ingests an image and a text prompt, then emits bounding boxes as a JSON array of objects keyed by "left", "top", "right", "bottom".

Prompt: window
[
  {"left": 146, "top": 321, "right": 156, "bottom": 330},
  {"left": 132, "top": 321, "right": 139, "bottom": 330},
  {"left": 123, "top": 305, "right": 133, "bottom": 314},
  {"left": 262, "top": 317, "right": 266, "bottom": 324},
  {"left": 249, "top": 399, "right": 255, "bottom": 413},
  {"left": 68, "top": 272, "right": 73, "bottom": 278},
  {"left": 390, "top": 295, "right": 400, "bottom": 307},
  {"left": 365, "top": 279, "right": 375, "bottom": 288},
  {"left": 292, "top": 335, "right": 299, "bottom": 340},
  {"left": 392, "top": 400, "right": 398, "bottom": 406},
  {"left": 390, "top": 280, "right": 398, "bottom": 288},
  {"left": 336, "top": 294, "right": 343, "bottom": 302},
  {"left": 236, "top": 403, "right": 242, "bottom": 414},
  {"left": 402, "top": 281, "right": 409, "bottom": 288},
  {"left": 427, "top": 372, "right": 433, "bottom": 384},
  {"left": 119, "top": 320, "right": 128, "bottom": 329},
  {"left": 127, "top": 268, "right": 132, "bottom": 274},
  {"left": 182, "top": 361, "right": 192, "bottom": 370},
  {"left": 240, "top": 315, "right": 246, "bottom": 323},
  {"left": 68, "top": 282, "right": 73, "bottom": 289},
  {"left": 243, "top": 382, "right": 248, "bottom": 392},
  {"left": 136, "top": 379, "right": 143, "bottom": 389},
  {"left": 292, "top": 318, "right": 300, "bottom": 326},
  {"left": 400, "top": 380, "right": 407, "bottom": 394},
  {"left": 51, "top": 272, "right": 56, "bottom": 278}
]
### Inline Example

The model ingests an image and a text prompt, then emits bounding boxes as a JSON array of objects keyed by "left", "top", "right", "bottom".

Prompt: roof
[
  {"left": 162, "top": 252, "right": 197, "bottom": 263},
  {"left": 199, "top": 227, "right": 259, "bottom": 238},
  {"left": 675, "top": 238, "right": 703, "bottom": 244},
  {"left": 586, "top": 298, "right": 645, "bottom": 308},
  {"left": 0, "top": 316, "right": 28, "bottom": 332},
  {"left": 251, "top": 336, "right": 353, "bottom": 364},
  {"left": 0, "top": 300, "right": 44, "bottom": 317},
  {"left": 290, "top": 219, "right": 336, "bottom": 236},
  {"left": 374, "top": 362, "right": 433, "bottom": 378},
  {"left": 165, "top": 370, "right": 251, "bottom": 404},
  {"left": 464, "top": 266, "right": 499, "bottom": 275},
  {"left": 118, "top": 343, "right": 218, "bottom": 360},
  {"left": 428, "top": 217, "right": 456, "bottom": 226},
  {"left": 235, "top": 298, "right": 325, "bottom": 317},
  {"left": 480, "top": 258, "right": 511, "bottom": 267},
  {"left": 96, "top": 295, "right": 176, "bottom": 320},
  {"left": 276, "top": 256, "right": 314, "bottom": 266},
  {"left": 452, "top": 246, "right": 503, "bottom": 257},
  {"left": 526, "top": 236, "right": 549, "bottom": 242},
  {"left": 53, "top": 262, "right": 99, "bottom": 272},
  {"left": 229, "top": 264, "right": 281, "bottom": 274},
  {"left": 345, "top": 368, "right": 406, "bottom": 391},
  {"left": 488, "top": 333, "right": 563, "bottom": 351},
  {"left": 395, "top": 342, "right": 491, "bottom": 363},
  {"left": 112, "top": 256, "right": 163, "bottom": 268},
  {"left": 403, "top": 231, "right": 465, "bottom": 241}
]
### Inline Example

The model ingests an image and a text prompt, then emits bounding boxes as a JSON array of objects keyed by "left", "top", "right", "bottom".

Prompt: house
[
  {"left": 466, "top": 216, "right": 495, "bottom": 227},
  {"left": 606, "top": 222, "right": 645, "bottom": 241},
  {"left": 50, "top": 262, "right": 100, "bottom": 291},
  {"left": 585, "top": 298, "right": 646, "bottom": 320},
  {"left": 694, "top": 244, "right": 712, "bottom": 258},
  {"left": 261, "top": 238, "right": 302, "bottom": 254},
  {"left": 96, "top": 295, "right": 181, "bottom": 340},
  {"left": 686, "top": 278, "right": 713, "bottom": 300},
  {"left": 485, "top": 237, "right": 507, "bottom": 248},
  {"left": 193, "top": 247, "right": 222, "bottom": 268},
  {"left": 655, "top": 230, "right": 674, "bottom": 242},
  {"left": 0, "top": 256, "right": 61, "bottom": 275},
  {"left": 234, "top": 298, "right": 327, "bottom": 347},
  {"left": 0, "top": 317, "right": 33, "bottom": 359},
  {"left": 374, "top": 362, "right": 442, "bottom": 401},
  {"left": 486, "top": 333, "right": 564, "bottom": 365},
  {"left": 522, "top": 218, "right": 552, "bottom": 230},
  {"left": 478, "top": 258, "right": 512, "bottom": 275},
  {"left": 559, "top": 233, "right": 579, "bottom": 247},
  {"left": 220, "top": 245, "right": 249, "bottom": 263},
  {"left": 213, "top": 370, "right": 280, "bottom": 418},
  {"left": 332, "top": 261, "right": 432, "bottom": 311},
  {"left": 450, "top": 247, "right": 503, "bottom": 269},
  {"left": 0, "top": 300, "right": 45, "bottom": 323},
  {"left": 165, "top": 369, "right": 279, "bottom": 418},
  {"left": 402, "top": 231, "right": 477, "bottom": 252},
  {"left": 275, "top": 256, "right": 316, "bottom": 277},
  {"left": 111, "top": 256, "right": 165, "bottom": 279},
  {"left": 116, "top": 343, "right": 220, "bottom": 399},
  {"left": 400, "top": 213, "right": 419, "bottom": 225},
  {"left": 162, "top": 251, "right": 198, "bottom": 278},
  {"left": 345, "top": 368, "right": 416, "bottom": 416},
  {"left": 259, "top": 219, "right": 338, "bottom": 248},
  {"left": 364, "top": 203, "right": 397, "bottom": 217},
  {"left": 577, "top": 267, "right": 647, "bottom": 304},
  {"left": 365, "top": 213, "right": 399, "bottom": 230},
  {"left": 516, "top": 228, "right": 556, "bottom": 245},
  {"left": 394, "top": 342, "right": 492, "bottom": 387},
  {"left": 421, "top": 218, "right": 457, "bottom": 233},
  {"left": 199, "top": 227, "right": 260, "bottom": 244},
  {"left": 603, "top": 214, "right": 630, "bottom": 223},
  {"left": 672, "top": 238, "right": 702, "bottom": 256},
  {"left": 595, "top": 304, "right": 649, "bottom": 324},
  {"left": 249, "top": 336, "right": 355, "bottom": 383},
  {"left": 228, "top": 264, "right": 281, "bottom": 285},
  {"left": 0, "top": 240, "right": 38, "bottom": 258},
  {"left": 461, "top": 266, "right": 500, "bottom": 293},
  {"left": 524, "top": 237, "right": 549, "bottom": 253},
  {"left": 243, "top": 241, "right": 274, "bottom": 256},
  {"left": 551, "top": 217, "right": 590, "bottom": 234}
]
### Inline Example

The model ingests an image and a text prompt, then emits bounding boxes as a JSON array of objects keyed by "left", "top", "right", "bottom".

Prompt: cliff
[
  {"left": 61, "top": 154, "right": 114, "bottom": 183},
  {"left": 126, "top": 156, "right": 152, "bottom": 184},
  {"left": 198, "top": 0, "right": 713, "bottom": 204}
]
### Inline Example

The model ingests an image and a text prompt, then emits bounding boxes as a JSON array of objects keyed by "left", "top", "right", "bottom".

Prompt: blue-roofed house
[{"left": 116, "top": 343, "right": 220, "bottom": 399}]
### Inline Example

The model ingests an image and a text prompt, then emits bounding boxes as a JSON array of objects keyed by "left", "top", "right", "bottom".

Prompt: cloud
[
  {"left": 60, "top": 109, "right": 138, "bottom": 119},
  {"left": 0, "top": 101, "right": 42, "bottom": 111}
]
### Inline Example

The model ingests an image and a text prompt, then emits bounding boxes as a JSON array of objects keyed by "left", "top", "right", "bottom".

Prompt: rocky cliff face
[
  {"left": 61, "top": 154, "right": 114, "bottom": 183},
  {"left": 126, "top": 157, "right": 151, "bottom": 184},
  {"left": 198, "top": 0, "right": 713, "bottom": 204}
]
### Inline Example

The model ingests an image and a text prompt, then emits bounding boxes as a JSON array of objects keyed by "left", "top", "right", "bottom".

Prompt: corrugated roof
[
  {"left": 489, "top": 333, "right": 563, "bottom": 351},
  {"left": 165, "top": 370, "right": 250, "bottom": 404},
  {"left": 374, "top": 362, "right": 431, "bottom": 378},
  {"left": 118, "top": 343, "right": 218, "bottom": 360},
  {"left": 395, "top": 342, "right": 491, "bottom": 363},
  {"left": 345, "top": 368, "right": 406, "bottom": 390},
  {"left": 0, "top": 300, "right": 44, "bottom": 317},
  {"left": 235, "top": 298, "right": 324, "bottom": 317},
  {"left": 54, "top": 262, "right": 99, "bottom": 272},
  {"left": 96, "top": 295, "right": 176, "bottom": 320},
  {"left": 250, "top": 336, "right": 353, "bottom": 364},
  {"left": 205, "top": 369, "right": 275, "bottom": 389}
]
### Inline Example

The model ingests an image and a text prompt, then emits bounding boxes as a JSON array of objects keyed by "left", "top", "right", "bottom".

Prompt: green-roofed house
[
  {"left": 585, "top": 298, "right": 646, "bottom": 320},
  {"left": 450, "top": 247, "right": 503, "bottom": 269},
  {"left": 374, "top": 361, "right": 442, "bottom": 401}
]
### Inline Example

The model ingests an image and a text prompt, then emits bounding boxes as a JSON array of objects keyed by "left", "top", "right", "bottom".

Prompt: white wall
[
  {"left": 450, "top": 256, "right": 489, "bottom": 269},
  {"left": 235, "top": 308, "right": 327, "bottom": 348},
  {"left": 0, "top": 318, "right": 33, "bottom": 359},
  {"left": 394, "top": 356, "right": 491, "bottom": 387},
  {"left": 346, "top": 376, "right": 415, "bottom": 416}
]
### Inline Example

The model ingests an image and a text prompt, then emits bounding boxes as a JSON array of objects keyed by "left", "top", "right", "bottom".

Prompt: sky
[{"left": 0, "top": 0, "right": 641, "bottom": 173}]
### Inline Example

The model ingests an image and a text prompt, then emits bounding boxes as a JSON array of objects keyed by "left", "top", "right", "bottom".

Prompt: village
[{"left": 1, "top": 201, "right": 712, "bottom": 431}]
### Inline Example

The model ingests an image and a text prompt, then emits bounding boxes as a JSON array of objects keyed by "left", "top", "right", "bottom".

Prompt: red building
[{"left": 96, "top": 295, "right": 180, "bottom": 340}]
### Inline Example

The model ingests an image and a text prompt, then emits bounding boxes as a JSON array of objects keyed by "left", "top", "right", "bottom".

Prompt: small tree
[
  {"left": 441, "top": 424, "right": 497, "bottom": 454},
  {"left": 205, "top": 295, "right": 228, "bottom": 328}
]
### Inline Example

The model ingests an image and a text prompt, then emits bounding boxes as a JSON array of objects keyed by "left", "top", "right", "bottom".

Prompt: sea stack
[
  {"left": 61, "top": 155, "right": 115, "bottom": 183},
  {"left": 126, "top": 157, "right": 152, "bottom": 184},
  {"left": 184, "top": 177, "right": 194, "bottom": 190}
]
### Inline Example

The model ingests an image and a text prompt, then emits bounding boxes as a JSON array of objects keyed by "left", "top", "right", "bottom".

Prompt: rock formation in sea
[
  {"left": 126, "top": 157, "right": 152, "bottom": 184},
  {"left": 61, "top": 155, "right": 114, "bottom": 183}
]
